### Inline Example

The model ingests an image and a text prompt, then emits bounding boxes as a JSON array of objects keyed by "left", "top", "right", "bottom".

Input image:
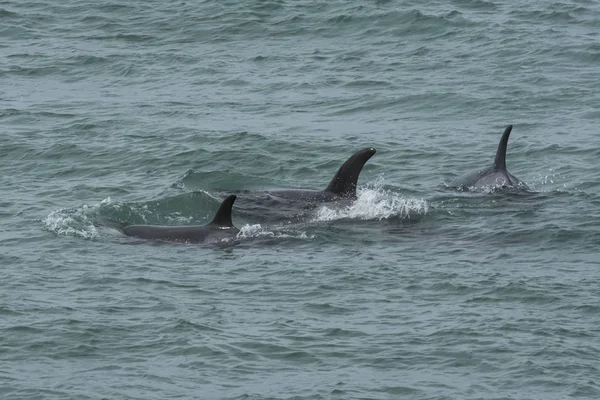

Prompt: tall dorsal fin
[
  {"left": 493, "top": 125, "right": 513, "bottom": 171},
  {"left": 325, "top": 148, "right": 376, "bottom": 198},
  {"left": 209, "top": 195, "right": 236, "bottom": 227}
]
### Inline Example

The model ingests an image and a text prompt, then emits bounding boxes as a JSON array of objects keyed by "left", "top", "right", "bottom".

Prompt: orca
[
  {"left": 122, "top": 195, "right": 239, "bottom": 243},
  {"left": 266, "top": 147, "right": 376, "bottom": 202},
  {"left": 449, "top": 125, "right": 529, "bottom": 191}
]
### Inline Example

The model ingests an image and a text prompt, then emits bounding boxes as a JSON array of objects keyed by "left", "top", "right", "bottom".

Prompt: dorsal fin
[
  {"left": 209, "top": 195, "right": 236, "bottom": 227},
  {"left": 493, "top": 125, "right": 513, "bottom": 171},
  {"left": 325, "top": 148, "right": 376, "bottom": 198}
]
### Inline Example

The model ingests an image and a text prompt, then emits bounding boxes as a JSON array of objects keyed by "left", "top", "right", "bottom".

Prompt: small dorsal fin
[
  {"left": 209, "top": 195, "right": 236, "bottom": 227},
  {"left": 325, "top": 148, "right": 376, "bottom": 198},
  {"left": 493, "top": 125, "right": 513, "bottom": 171}
]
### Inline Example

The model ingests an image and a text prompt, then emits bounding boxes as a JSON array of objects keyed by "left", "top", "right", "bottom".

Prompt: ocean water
[{"left": 1, "top": 0, "right": 600, "bottom": 399}]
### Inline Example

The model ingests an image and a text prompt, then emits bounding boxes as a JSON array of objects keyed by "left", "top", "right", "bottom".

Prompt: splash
[
  {"left": 532, "top": 168, "right": 574, "bottom": 192},
  {"left": 237, "top": 224, "right": 312, "bottom": 240},
  {"left": 43, "top": 197, "right": 113, "bottom": 239},
  {"left": 458, "top": 180, "right": 532, "bottom": 194},
  {"left": 312, "top": 182, "right": 429, "bottom": 222}
]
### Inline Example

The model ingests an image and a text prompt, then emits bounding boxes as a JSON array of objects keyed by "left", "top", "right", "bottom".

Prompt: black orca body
[
  {"left": 449, "top": 125, "right": 529, "bottom": 191},
  {"left": 122, "top": 195, "right": 239, "bottom": 243},
  {"left": 266, "top": 147, "right": 376, "bottom": 202}
]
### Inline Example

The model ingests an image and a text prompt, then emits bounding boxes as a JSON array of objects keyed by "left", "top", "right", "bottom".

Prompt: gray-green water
[{"left": 2, "top": 1, "right": 600, "bottom": 399}]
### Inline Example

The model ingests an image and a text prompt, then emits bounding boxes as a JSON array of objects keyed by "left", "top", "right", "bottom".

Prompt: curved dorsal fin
[
  {"left": 325, "top": 148, "right": 376, "bottom": 198},
  {"left": 209, "top": 195, "right": 236, "bottom": 227},
  {"left": 493, "top": 125, "right": 513, "bottom": 171}
]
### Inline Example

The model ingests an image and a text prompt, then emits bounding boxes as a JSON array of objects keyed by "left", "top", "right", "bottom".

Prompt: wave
[{"left": 43, "top": 197, "right": 113, "bottom": 240}]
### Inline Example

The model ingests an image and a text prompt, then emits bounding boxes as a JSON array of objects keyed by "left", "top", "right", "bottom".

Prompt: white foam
[
  {"left": 237, "top": 223, "right": 266, "bottom": 238},
  {"left": 43, "top": 197, "right": 112, "bottom": 239},
  {"left": 237, "top": 224, "right": 313, "bottom": 240},
  {"left": 312, "top": 182, "right": 429, "bottom": 222}
]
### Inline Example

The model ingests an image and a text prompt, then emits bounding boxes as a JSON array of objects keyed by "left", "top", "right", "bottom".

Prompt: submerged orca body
[
  {"left": 122, "top": 195, "right": 239, "bottom": 243},
  {"left": 449, "top": 125, "right": 529, "bottom": 191},
  {"left": 266, "top": 147, "right": 377, "bottom": 202}
]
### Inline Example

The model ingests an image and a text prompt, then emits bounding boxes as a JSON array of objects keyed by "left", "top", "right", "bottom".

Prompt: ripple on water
[{"left": 2, "top": 0, "right": 600, "bottom": 399}]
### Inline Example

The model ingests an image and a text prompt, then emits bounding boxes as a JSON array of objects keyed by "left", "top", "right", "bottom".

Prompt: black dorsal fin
[
  {"left": 493, "top": 125, "right": 513, "bottom": 171},
  {"left": 325, "top": 148, "right": 376, "bottom": 198},
  {"left": 209, "top": 195, "right": 236, "bottom": 227}
]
